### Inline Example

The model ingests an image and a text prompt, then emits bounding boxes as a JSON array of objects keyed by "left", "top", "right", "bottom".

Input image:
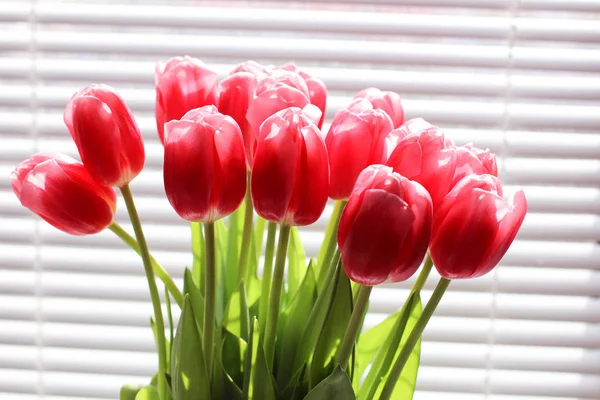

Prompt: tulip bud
[
  {"left": 155, "top": 56, "right": 219, "bottom": 144},
  {"left": 251, "top": 106, "right": 329, "bottom": 226},
  {"left": 353, "top": 87, "right": 404, "bottom": 129},
  {"left": 10, "top": 153, "right": 117, "bottom": 235},
  {"left": 245, "top": 70, "right": 314, "bottom": 167},
  {"left": 163, "top": 106, "right": 246, "bottom": 223},
  {"left": 218, "top": 61, "right": 268, "bottom": 167},
  {"left": 338, "top": 165, "right": 432, "bottom": 286},
  {"left": 326, "top": 98, "right": 394, "bottom": 200},
  {"left": 277, "top": 63, "right": 328, "bottom": 129},
  {"left": 64, "top": 84, "right": 145, "bottom": 188},
  {"left": 385, "top": 118, "right": 456, "bottom": 209},
  {"left": 430, "top": 174, "right": 527, "bottom": 279}
]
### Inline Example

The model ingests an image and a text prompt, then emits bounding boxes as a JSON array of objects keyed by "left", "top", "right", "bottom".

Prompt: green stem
[
  {"left": 237, "top": 172, "right": 254, "bottom": 287},
  {"left": 259, "top": 221, "right": 277, "bottom": 338},
  {"left": 263, "top": 224, "right": 291, "bottom": 369},
  {"left": 413, "top": 254, "right": 433, "bottom": 294},
  {"left": 109, "top": 222, "right": 183, "bottom": 308},
  {"left": 379, "top": 277, "right": 451, "bottom": 400},
  {"left": 337, "top": 284, "right": 372, "bottom": 369},
  {"left": 120, "top": 185, "right": 167, "bottom": 400},
  {"left": 316, "top": 200, "right": 345, "bottom": 287},
  {"left": 203, "top": 222, "right": 216, "bottom": 377}
]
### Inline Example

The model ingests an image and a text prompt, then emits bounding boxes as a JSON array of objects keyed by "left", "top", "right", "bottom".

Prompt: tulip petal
[
  {"left": 480, "top": 190, "right": 527, "bottom": 274},
  {"left": 212, "top": 118, "right": 247, "bottom": 220},
  {"left": 163, "top": 120, "right": 216, "bottom": 222},
  {"left": 287, "top": 122, "right": 329, "bottom": 226},
  {"left": 326, "top": 112, "right": 373, "bottom": 200},
  {"left": 341, "top": 189, "right": 414, "bottom": 286},
  {"left": 388, "top": 181, "right": 432, "bottom": 282},
  {"left": 19, "top": 159, "right": 115, "bottom": 235},
  {"left": 430, "top": 189, "right": 501, "bottom": 279},
  {"left": 72, "top": 96, "right": 123, "bottom": 186},
  {"left": 251, "top": 113, "right": 300, "bottom": 222}
]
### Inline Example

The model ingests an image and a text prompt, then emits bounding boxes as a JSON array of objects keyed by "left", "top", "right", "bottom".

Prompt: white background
[{"left": 0, "top": 0, "right": 599, "bottom": 399}]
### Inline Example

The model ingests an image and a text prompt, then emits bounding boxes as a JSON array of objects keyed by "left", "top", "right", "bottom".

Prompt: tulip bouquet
[{"left": 10, "top": 56, "right": 527, "bottom": 400}]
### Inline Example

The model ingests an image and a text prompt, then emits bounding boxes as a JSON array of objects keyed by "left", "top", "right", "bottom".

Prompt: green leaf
[
  {"left": 357, "top": 292, "right": 420, "bottom": 399},
  {"left": 309, "top": 268, "right": 353, "bottom": 387},
  {"left": 134, "top": 386, "right": 159, "bottom": 400},
  {"left": 277, "top": 262, "right": 317, "bottom": 387},
  {"left": 304, "top": 365, "right": 356, "bottom": 400},
  {"left": 221, "top": 328, "right": 247, "bottom": 387},
  {"left": 223, "top": 368, "right": 244, "bottom": 400},
  {"left": 382, "top": 297, "right": 422, "bottom": 400},
  {"left": 246, "top": 229, "right": 262, "bottom": 310},
  {"left": 165, "top": 286, "right": 174, "bottom": 367},
  {"left": 287, "top": 227, "right": 307, "bottom": 301},
  {"left": 247, "top": 317, "right": 276, "bottom": 400},
  {"left": 223, "top": 280, "right": 250, "bottom": 341},
  {"left": 171, "top": 295, "right": 211, "bottom": 400},
  {"left": 190, "top": 222, "right": 205, "bottom": 291},
  {"left": 183, "top": 268, "right": 204, "bottom": 334},
  {"left": 291, "top": 263, "right": 341, "bottom": 379},
  {"left": 120, "top": 384, "right": 145, "bottom": 400},
  {"left": 280, "top": 363, "right": 308, "bottom": 400}
]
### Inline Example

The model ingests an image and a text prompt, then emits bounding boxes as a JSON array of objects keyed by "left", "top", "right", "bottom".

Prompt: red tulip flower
[
  {"left": 430, "top": 174, "right": 527, "bottom": 279},
  {"left": 338, "top": 165, "right": 432, "bottom": 286},
  {"left": 353, "top": 87, "right": 404, "bottom": 129},
  {"left": 385, "top": 118, "right": 456, "bottom": 209},
  {"left": 10, "top": 153, "right": 117, "bottom": 235},
  {"left": 155, "top": 56, "right": 219, "bottom": 144},
  {"left": 64, "top": 84, "right": 145, "bottom": 188},
  {"left": 218, "top": 61, "right": 268, "bottom": 167},
  {"left": 326, "top": 98, "right": 393, "bottom": 200},
  {"left": 245, "top": 70, "right": 316, "bottom": 167},
  {"left": 251, "top": 106, "right": 329, "bottom": 226},
  {"left": 277, "top": 63, "right": 328, "bottom": 129},
  {"left": 163, "top": 106, "right": 246, "bottom": 223}
]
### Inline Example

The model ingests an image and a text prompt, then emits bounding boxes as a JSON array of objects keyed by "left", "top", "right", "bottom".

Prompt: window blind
[{"left": 0, "top": 0, "right": 599, "bottom": 399}]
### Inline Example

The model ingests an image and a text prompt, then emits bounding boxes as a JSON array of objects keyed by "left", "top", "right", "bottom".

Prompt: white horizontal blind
[{"left": 0, "top": 0, "right": 599, "bottom": 399}]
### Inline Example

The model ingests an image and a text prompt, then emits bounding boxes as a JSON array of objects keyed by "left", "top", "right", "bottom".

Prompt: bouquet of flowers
[{"left": 10, "top": 56, "right": 527, "bottom": 400}]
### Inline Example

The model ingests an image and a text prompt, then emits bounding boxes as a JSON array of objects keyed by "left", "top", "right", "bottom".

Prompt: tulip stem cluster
[
  {"left": 337, "top": 284, "right": 373, "bottom": 369},
  {"left": 203, "top": 221, "right": 216, "bottom": 376},
  {"left": 263, "top": 224, "right": 292, "bottom": 369},
  {"left": 108, "top": 222, "right": 184, "bottom": 307},
  {"left": 120, "top": 185, "right": 168, "bottom": 400},
  {"left": 258, "top": 221, "right": 277, "bottom": 337},
  {"left": 379, "top": 277, "right": 451, "bottom": 400}
]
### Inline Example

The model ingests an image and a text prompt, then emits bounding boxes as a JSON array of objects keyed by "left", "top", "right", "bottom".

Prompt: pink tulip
[
  {"left": 155, "top": 56, "right": 219, "bottom": 144},
  {"left": 218, "top": 61, "right": 268, "bottom": 167},
  {"left": 163, "top": 106, "right": 246, "bottom": 223},
  {"left": 11, "top": 153, "right": 116, "bottom": 235},
  {"left": 385, "top": 118, "right": 456, "bottom": 208},
  {"left": 430, "top": 174, "right": 527, "bottom": 279},
  {"left": 244, "top": 70, "right": 314, "bottom": 166},
  {"left": 64, "top": 84, "right": 145, "bottom": 187},
  {"left": 326, "top": 98, "right": 393, "bottom": 200},
  {"left": 251, "top": 107, "right": 329, "bottom": 226},
  {"left": 277, "top": 63, "right": 327, "bottom": 129},
  {"left": 353, "top": 87, "right": 404, "bottom": 129},
  {"left": 338, "top": 165, "right": 432, "bottom": 285}
]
